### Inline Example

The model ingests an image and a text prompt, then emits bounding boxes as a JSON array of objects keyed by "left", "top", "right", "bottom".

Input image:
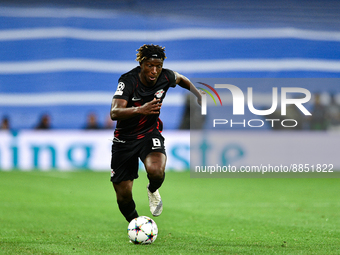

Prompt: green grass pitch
[{"left": 0, "top": 170, "right": 339, "bottom": 254}]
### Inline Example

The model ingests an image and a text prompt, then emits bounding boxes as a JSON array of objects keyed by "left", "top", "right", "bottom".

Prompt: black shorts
[{"left": 110, "top": 131, "right": 166, "bottom": 183}]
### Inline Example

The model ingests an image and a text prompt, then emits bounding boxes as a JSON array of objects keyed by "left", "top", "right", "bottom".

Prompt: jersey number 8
[{"left": 152, "top": 138, "right": 161, "bottom": 147}]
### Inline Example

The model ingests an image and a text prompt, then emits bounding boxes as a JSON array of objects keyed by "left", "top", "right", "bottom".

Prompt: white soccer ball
[{"left": 127, "top": 216, "right": 158, "bottom": 244}]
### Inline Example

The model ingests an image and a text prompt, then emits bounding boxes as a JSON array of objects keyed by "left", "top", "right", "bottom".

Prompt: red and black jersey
[{"left": 113, "top": 66, "right": 176, "bottom": 141}]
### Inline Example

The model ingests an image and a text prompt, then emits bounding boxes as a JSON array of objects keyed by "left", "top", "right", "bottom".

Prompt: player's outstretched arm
[
  {"left": 174, "top": 71, "right": 203, "bottom": 106},
  {"left": 110, "top": 98, "right": 162, "bottom": 120}
]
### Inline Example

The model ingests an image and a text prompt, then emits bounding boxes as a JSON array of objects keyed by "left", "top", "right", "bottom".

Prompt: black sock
[
  {"left": 118, "top": 200, "right": 138, "bottom": 222},
  {"left": 147, "top": 173, "right": 165, "bottom": 193}
]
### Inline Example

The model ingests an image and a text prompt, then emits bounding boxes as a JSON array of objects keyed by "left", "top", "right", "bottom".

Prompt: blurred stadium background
[{"left": 0, "top": 0, "right": 340, "bottom": 171}]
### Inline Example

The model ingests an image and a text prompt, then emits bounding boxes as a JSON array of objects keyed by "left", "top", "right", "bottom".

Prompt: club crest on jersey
[
  {"left": 114, "top": 82, "right": 125, "bottom": 96},
  {"left": 155, "top": 89, "right": 165, "bottom": 99}
]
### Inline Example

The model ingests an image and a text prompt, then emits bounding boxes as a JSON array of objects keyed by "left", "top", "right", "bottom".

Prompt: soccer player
[{"left": 110, "top": 44, "right": 202, "bottom": 222}]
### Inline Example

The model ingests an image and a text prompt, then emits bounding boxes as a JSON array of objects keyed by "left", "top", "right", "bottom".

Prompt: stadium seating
[{"left": 0, "top": 0, "right": 339, "bottom": 130}]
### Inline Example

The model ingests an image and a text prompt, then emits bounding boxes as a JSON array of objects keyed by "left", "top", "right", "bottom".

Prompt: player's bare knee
[
  {"left": 116, "top": 192, "right": 133, "bottom": 204},
  {"left": 146, "top": 164, "right": 165, "bottom": 179},
  {"left": 113, "top": 183, "right": 133, "bottom": 203}
]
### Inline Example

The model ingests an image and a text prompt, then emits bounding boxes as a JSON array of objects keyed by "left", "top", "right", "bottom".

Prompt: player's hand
[{"left": 139, "top": 98, "right": 162, "bottom": 115}]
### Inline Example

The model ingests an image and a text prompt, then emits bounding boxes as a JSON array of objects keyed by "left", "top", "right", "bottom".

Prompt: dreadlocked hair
[{"left": 136, "top": 44, "right": 166, "bottom": 63}]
